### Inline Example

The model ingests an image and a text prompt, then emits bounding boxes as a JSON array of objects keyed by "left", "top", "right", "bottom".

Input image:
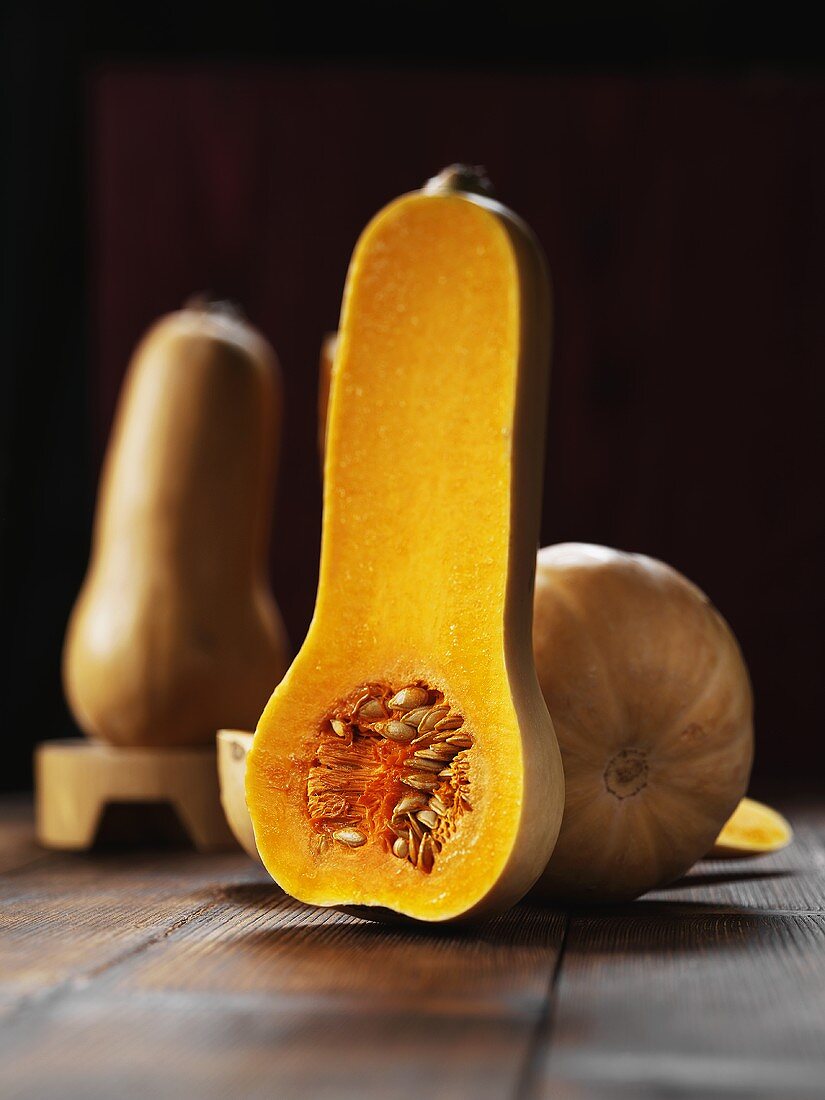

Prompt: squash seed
[
  {"left": 415, "top": 746, "right": 455, "bottom": 762},
  {"left": 330, "top": 719, "right": 348, "bottom": 737},
  {"left": 393, "top": 792, "right": 428, "bottom": 815},
  {"left": 419, "top": 835, "right": 435, "bottom": 872},
  {"left": 357, "top": 697, "right": 388, "bottom": 722},
  {"left": 392, "top": 837, "right": 409, "bottom": 859},
  {"left": 401, "top": 772, "right": 439, "bottom": 791},
  {"left": 418, "top": 706, "right": 450, "bottom": 734},
  {"left": 446, "top": 734, "right": 473, "bottom": 748},
  {"left": 434, "top": 714, "right": 464, "bottom": 732},
  {"left": 416, "top": 809, "right": 439, "bottom": 829},
  {"left": 402, "top": 706, "right": 431, "bottom": 728},
  {"left": 389, "top": 686, "right": 429, "bottom": 712},
  {"left": 382, "top": 720, "right": 417, "bottom": 742},
  {"left": 333, "top": 828, "right": 367, "bottom": 848},
  {"left": 408, "top": 757, "right": 442, "bottom": 773},
  {"left": 431, "top": 746, "right": 460, "bottom": 761}
]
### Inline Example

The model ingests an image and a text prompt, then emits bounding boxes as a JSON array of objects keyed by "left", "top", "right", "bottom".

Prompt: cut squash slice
[{"left": 709, "top": 797, "right": 792, "bottom": 858}]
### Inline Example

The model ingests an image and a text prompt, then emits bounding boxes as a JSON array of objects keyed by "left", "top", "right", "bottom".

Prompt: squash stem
[
  {"left": 422, "top": 164, "right": 495, "bottom": 199},
  {"left": 184, "top": 293, "right": 244, "bottom": 320}
]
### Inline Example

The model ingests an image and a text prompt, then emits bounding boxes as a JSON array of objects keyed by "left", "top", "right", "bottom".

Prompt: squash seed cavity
[{"left": 306, "top": 682, "right": 473, "bottom": 873}]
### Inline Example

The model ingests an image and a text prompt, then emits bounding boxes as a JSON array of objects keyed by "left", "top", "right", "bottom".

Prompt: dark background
[{"left": 2, "top": 5, "right": 823, "bottom": 794}]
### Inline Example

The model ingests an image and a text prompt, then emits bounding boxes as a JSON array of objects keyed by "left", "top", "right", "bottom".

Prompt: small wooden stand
[{"left": 35, "top": 740, "right": 236, "bottom": 852}]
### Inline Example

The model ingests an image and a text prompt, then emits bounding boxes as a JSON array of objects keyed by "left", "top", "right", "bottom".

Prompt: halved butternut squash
[
  {"left": 709, "top": 796, "right": 792, "bottom": 858},
  {"left": 246, "top": 167, "right": 563, "bottom": 922}
]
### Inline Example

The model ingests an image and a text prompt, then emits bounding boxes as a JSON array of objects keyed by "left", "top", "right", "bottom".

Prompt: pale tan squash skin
[
  {"left": 63, "top": 307, "right": 289, "bottom": 747},
  {"left": 532, "top": 543, "right": 754, "bottom": 902},
  {"left": 317, "top": 332, "right": 338, "bottom": 462}
]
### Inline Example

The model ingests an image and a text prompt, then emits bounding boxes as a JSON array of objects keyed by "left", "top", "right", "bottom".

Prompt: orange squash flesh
[
  {"left": 709, "top": 797, "right": 792, "bottom": 858},
  {"left": 246, "top": 170, "right": 563, "bottom": 922}
]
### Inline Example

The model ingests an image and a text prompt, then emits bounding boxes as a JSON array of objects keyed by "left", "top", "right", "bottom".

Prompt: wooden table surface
[{"left": 1, "top": 798, "right": 823, "bottom": 1099}]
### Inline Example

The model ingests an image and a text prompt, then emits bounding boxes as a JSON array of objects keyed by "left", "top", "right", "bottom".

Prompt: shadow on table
[
  {"left": 221, "top": 859, "right": 799, "bottom": 934},
  {"left": 653, "top": 867, "right": 797, "bottom": 890},
  {"left": 221, "top": 880, "right": 567, "bottom": 942},
  {"left": 216, "top": 865, "right": 794, "bottom": 982},
  {"left": 211, "top": 901, "right": 780, "bottom": 1000},
  {"left": 193, "top": 883, "right": 565, "bottom": 1004}
]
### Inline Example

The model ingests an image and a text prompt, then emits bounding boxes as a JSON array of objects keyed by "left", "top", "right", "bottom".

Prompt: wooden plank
[
  {"left": 0, "top": 842, "right": 264, "bottom": 1004},
  {"left": 531, "top": 807, "right": 825, "bottom": 1098},
  {"left": 645, "top": 804, "right": 825, "bottom": 914},
  {"left": 0, "top": 890, "right": 566, "bottom": 1100},
  {"left": 114, "top": 888, "right": 563, "bottom": 1002},
  {"left": 536, "top": 911, "right": 825, "bottom": 1099},
  {"left": 0, "top": 799, "right": 566, "bottom": 1098},
  {"left": 0, "top": 798, "right": 46, "bottom": 875},
  {"left": 5, "top": 799, "right": 824, "bottom": 1099},
  {"left": 1, "top": 989, "right": 544, "bottom": 1100}
]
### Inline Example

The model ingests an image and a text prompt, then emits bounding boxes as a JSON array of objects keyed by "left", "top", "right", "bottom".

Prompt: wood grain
[
  {"left": 1, "top": 903, "right": 566, "bottom": 1100},
  {"left": 0, "top": 797, "right": 45, "bottom": 875},
  {"left": 648, "top": 803, "right": 825, "bottom": 912},
  {"left": 2, "top": 801, "right": 823, "bottom": 1099},
  {"left": 0, "top": 847, "right": 263, "bottom": 1000},
  {"left": 532, "top": 806, "right": 825, "bottom": 1098},
  {"left": 0, "top": 802, "right": 565, "bottom": 1099}
]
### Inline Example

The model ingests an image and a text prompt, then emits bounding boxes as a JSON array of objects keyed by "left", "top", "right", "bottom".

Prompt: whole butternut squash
[
  {"left": 63, "top": 304, "right": 289, "bottom": 747},
  {"left": 532, "top": 543, "right": 754, "bottom": 901},
  {"left": 246, "top": 166, "right": 563, "bottom": 923}
]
